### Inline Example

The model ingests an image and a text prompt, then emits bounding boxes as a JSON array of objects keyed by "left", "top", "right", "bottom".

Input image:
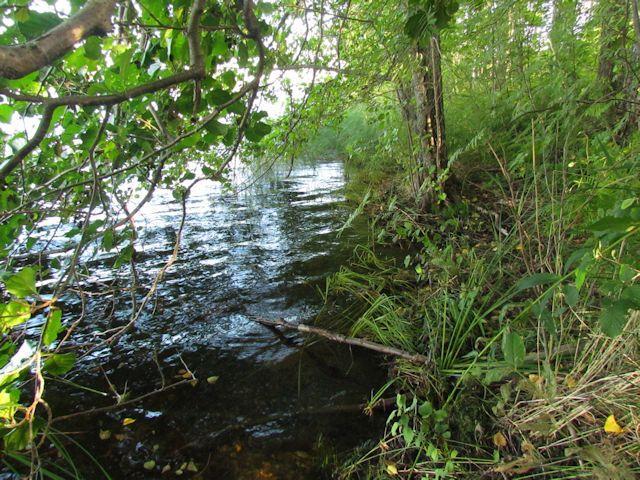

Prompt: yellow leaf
[
  {"left": 528, "top": 374, "right": 544, "bottom": 386},
  {"left": 386, "top": 463, "right": 398, "bottom": 476},
  {"left": 565, "top": 375, "right": 577, "bottom": 388},
  {"left": 493, "top": 432, "right": 508, "bottom": 448},
  {"left": 122, "top": 417, "right": 136, "bottom": 426},
  {"left": 604, "top": 415, "right": 623, "bottom": 434},
  {"left": 98, "top": 429, "right": 111, "bottom": 440}
]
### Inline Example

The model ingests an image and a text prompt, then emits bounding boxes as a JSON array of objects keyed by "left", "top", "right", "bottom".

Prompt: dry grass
[{"left": 494, "top": 313, "right": 640, "bottom": 479}]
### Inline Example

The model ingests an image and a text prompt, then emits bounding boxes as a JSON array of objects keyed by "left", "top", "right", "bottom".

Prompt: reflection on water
[{"left": 43, "top": 161, "right": 385, "bottom": 479}]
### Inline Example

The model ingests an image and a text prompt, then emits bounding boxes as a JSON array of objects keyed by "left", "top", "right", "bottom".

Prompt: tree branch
[
  {"left": 255, "top": 317, "right": 430, "bottom": 365},
  {"left": 0, "top": 105, "right": 55, "bottom": 182},
  {"left": 0, "top": 0, "right": 208, "bottom": 182},
  {"left": 0, "top": 0, "right": 119, "bottom": 80}
]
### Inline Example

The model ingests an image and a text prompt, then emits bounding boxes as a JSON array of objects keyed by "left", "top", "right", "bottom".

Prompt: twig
[
  {"left": 254, "top": 317, "right": 430, "bottom": 365},
  {"left": 51, "top": 377, "right": 193, "bottom": 424}
]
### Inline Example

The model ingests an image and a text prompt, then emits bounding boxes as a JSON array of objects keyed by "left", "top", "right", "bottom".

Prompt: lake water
[{"left": 35, "top": 161, "right": 386, "bottom": 479}]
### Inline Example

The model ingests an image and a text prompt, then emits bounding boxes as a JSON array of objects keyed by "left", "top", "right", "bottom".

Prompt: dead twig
[{"left": 254, "top": 317, "right": 430, "bottom": 365}]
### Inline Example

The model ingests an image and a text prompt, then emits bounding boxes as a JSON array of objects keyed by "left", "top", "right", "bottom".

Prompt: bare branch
[{"left": 0, "top": 105, "right": 55, "bottom": 182}]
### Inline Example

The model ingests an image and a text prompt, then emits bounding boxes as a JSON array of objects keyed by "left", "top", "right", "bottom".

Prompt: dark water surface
[{"left": 41, "top": 162, "right": 386, "bottom": 479}]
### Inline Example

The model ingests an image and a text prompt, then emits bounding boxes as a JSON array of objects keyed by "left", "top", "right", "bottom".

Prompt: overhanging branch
[{"left": 0, "top": 0, "right": 119, "bottom": 80}]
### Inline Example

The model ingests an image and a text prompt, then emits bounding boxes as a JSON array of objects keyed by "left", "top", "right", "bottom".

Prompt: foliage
[{"left": 1, "top": 0, "right": 639, "bottom": 477}]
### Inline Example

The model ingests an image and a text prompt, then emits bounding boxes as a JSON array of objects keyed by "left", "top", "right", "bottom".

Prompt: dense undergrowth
[
  {"left": 317, "top": 109, "right": 640, "bottom": 479},
  {"left": 296, "top": 26, "right": 640, "bottom": 477}
]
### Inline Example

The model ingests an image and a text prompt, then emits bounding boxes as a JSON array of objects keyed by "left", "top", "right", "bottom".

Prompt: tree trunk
[
  {"left": 596, "top": 0, "right": 626, "bottom": 94},
  {"left": 550, "top": 0, "right": 578, "bottom": 76},
  {"left": 404, "top": 35, "right": 447, "bottom": 210}
]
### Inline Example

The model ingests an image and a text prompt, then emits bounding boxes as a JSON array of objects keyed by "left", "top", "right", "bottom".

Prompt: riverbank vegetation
[
  {"left": 276, "top": 0, "right": 640, "bottom": 478},
  {"left": 1, "top": 0, "right": 639, "bottom": 478}
]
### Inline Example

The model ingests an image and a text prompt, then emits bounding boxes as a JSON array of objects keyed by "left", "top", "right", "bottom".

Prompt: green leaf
[
  {"left": 204, "top": 119, "right": 228, "bottom": 137},
  {"left": 43, "top": 309, "right": 62, "bottom": 346},
  {"left": 208, "top": 88, "right": 233, "bottom": 106},
  {"left": 0, "top": 301, "right": 31, "bottom": 331},
  {"left": 211, "top": 31, "right": 228, "bottom": 56},
  {"left": 17, "top": 11, "right": 62, "bottom": 40},
  {"left": 43, "top": 353, "right": 76, "bottom": 375},
  {"left": 245, "top": 121, "right": 272, "bottom": 142},
  {"left": 0, "top": 104, "right": 13, "bottom": 123},
  {"left": 502, "top": 332, "right": 525, "bottom": 368},
  {"left": 4, "top": 268, "right": 37, "bottom": 297},
  {"left": 418, "top": 401, "right": 433, "bottom": 418},
  {"left": 587, "top": 216, "right": 637, "bottom": 232},
  {"left": 3, "top": 422, "right": 34, "bottom": 451},
  {"left": 0, "top": 388, "right": 19, "bottom": 420},
  {"left": 620, "top": 198, "right": 635, "bottom": 210},
  {"left": 220, "top": 70, "right": 236, "bottom": 88},
  {"left": 102, "top": 229, "right": 115, "bottom": 251},
  {"left": 13, "top": 6, "right": 29, "bottom": 22},
  {"left": 599, "top": 300, "right": 631, "bottom": 338},
  {"left": 562, "top": 284, "right": 579, "bottom": 307},
  {"left": 404, "top": 10, "right": 430, "bottom": 39},
  {"left": 83, "top": 36, "right": 102, "bottom": 60},
  {"left": 402, "top": 427, "right": 415, "bottom": 445},
  {"left": 621, "top": 285, "right": 640, "bottom": 307},
  {"left": 619, "top": 264, "right": 636, "bottom": 283},
  {"left": 515, "top": 273, "right": 560, "bottom": 292}
]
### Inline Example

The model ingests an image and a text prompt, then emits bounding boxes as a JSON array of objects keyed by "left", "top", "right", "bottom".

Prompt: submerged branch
[{"left": 255, "top": 317, "right": 430, "bottom": 365}]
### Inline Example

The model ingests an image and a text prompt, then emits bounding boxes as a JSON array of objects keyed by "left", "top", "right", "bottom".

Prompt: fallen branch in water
[
  {"left": 255, "top": 317, "right": 430, "bottom": 365},
  {"left": 51, "top": 376, "right": 194, "bottom": 424}
]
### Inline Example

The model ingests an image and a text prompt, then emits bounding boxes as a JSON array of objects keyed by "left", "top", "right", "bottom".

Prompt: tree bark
[
  {"left": 409, "top": 36, "right": 446, "bottom": 209},
  {"left": 0, "top": 0, "right": 118, "bottom": 80}
]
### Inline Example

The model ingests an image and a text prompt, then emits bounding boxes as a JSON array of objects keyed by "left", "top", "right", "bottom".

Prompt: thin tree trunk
[
  {"left": 409, "top": 35, "right": 446, "bottom": 209},
  {"left": 550, "top": 0, "right": 578, "bottom": 76},
  {"left": 597, "top": 0, "right": 625, "bottom": 94}
]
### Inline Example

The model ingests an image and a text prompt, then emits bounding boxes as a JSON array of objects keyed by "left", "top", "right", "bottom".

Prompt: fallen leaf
[
  {"left": 521, "top": 439, "right": 535, "bottom": 455},
  {"left": 161, "top": 464, "right": 171, "bottom": 474},
  {"left": 604, "top": 414, "right": 623, "bottom": 434},
  {"left": 528, "top": 374, "right": 544, "bottom": 386},
  {"left": 493, "top": 432, "right": 508, "bottom": 448},
  {"left": 186, "top": 460, "right": 198, "bottom": 472},
  {"left": 386, "top": 462, "right": 398, "bottom": 476},
  {"left": 207, "top": 375, "right": 219, "bottom": 384},
  {"left": 99, "top": 429, "right": 111, "bottom": 440},
  {"left": 143, "top": 460, "right": 156, "bottom": 470},
  {"left": 565, "top": 375, "right": 577, "bottom": 388},
  {"left": 122, "top": 417, "right": 136, "bottom": 426}
]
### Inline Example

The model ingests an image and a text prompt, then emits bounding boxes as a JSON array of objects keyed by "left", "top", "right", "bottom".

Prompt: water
[{"left": 37, "top": 161, "right": 386, "bottom": 479}]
